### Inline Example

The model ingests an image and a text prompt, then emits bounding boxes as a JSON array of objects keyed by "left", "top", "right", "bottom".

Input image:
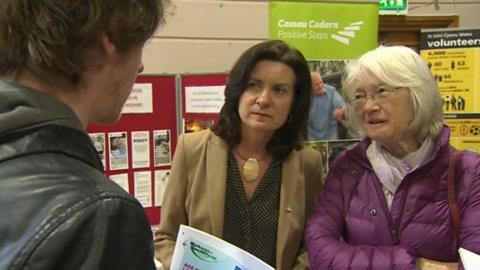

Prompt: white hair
[{"left": 343, "top": 45, "right": 444, "bottom": 141}]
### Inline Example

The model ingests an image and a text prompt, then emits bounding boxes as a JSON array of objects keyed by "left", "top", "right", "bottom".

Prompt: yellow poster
[
  {"left": 445, "top": 117, "right": 480, "bottom": 136},
  {"left": 421, "top": 28, "right": 480, "bottom": 152},
  {"left": 445, "top": 115, "right": 480, "bottom": 153},
  {"left": 421, "top": 48, "right": 477, "bottom": 112},
  {"left": 449, "top": 137, "right": 480, "bottom": 153},
  {"left": 420, "top": 28, "right": 480, "bottom": 113}
]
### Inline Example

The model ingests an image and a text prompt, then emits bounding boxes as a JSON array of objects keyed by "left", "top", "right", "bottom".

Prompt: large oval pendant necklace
[
  {"left": 242, "top": 158, "right": 260, "bottom": 182},
  {"left": 234, "top": 149, "right": 263, "bottom": 183}
]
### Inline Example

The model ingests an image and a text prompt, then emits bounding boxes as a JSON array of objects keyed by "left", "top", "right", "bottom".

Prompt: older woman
[
  {"left": 155, "top": 40, "right": 324, "bottom": 270},
  {"left": 305, "top": 46, "right": 480, "bottom": 269}
]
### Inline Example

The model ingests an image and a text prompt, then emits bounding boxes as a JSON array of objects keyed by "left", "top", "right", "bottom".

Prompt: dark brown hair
[
  {"left": 0, "top": 0, "right": 170, "bottom": 83},
  {"left": 212, "top": 40, "right": 312, "bottom": 159}
]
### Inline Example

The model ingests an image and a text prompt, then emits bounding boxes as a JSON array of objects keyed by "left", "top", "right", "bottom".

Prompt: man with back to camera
[
  {"left": 0, "top": 0, "right": 170, "bottom": 269},
  {"left": 307, "top": 71, "right": 347, "bottom": 141}
]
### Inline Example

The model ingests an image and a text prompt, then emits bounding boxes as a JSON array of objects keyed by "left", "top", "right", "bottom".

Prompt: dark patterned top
[{"left": 223, "top": 149, "right": 281, "bottom": 267}]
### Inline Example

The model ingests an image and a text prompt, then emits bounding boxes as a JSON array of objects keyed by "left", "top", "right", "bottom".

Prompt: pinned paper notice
[
  {"left": 185, "top": 85, "right": 225, "bottom": 113},
  {"left": 459, "top": 247, "right": 480, "bottom": 270},
  {"left": 122, "top": 83, "right": 153, "bottom": 114}
]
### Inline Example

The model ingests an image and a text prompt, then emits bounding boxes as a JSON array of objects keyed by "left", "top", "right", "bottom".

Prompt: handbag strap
[{"left": 447, "top": 150, "right": 461, "bottom": 235}]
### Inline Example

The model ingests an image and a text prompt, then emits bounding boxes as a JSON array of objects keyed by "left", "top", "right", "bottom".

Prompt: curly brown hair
[{"left": 0, "top": 0, "right": 170, "bottom": 84}]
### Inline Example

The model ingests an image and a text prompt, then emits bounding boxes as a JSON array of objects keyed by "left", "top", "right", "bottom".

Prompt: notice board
[{"left": 87, "top": 75, "right": 177, "bottom": 224}]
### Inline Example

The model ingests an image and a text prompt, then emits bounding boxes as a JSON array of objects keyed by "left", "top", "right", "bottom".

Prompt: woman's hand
[{"left": 416, "top": 257, "right": 458, "bottom": 270}]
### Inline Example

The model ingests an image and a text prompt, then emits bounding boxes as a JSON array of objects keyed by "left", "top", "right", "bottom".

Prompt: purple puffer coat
[{"left": 305, "top": 127, "right": 480, "bottom": 269}]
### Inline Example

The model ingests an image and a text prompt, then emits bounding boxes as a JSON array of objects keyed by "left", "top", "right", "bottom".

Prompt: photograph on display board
[
  {"left": 305, "top": 139, "right": 361, "bottom": 173},
  {"left": 154, "top": 169, "right": 171, "bottom": 206},
  {"left": 131, "top": 130, "right": 151, "bottom": 169},
  {"left": 153, "top": 129, "right": 171, "bottom": 166},
  {"left": 305, "top": 141, "right": 328, "bottom": 178},
  {"left": 88, "top": 132, "right": 106, "bottom": 168},
  {"left": 184, "top": 118, "right": 214, "bottom": 133},
  {"left": 327, "top": 139, "right": 361, "bottom": 168},
  {"left": 109, "top": 131, "right": 129, "bottom": 170},
  {"left": 308, "top": 60, "right": 362, "bottom": 141}
]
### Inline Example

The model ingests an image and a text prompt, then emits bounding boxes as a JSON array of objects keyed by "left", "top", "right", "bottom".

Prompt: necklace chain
[{"left": 234, "top": 148, "right": 265, "bottom": 162}]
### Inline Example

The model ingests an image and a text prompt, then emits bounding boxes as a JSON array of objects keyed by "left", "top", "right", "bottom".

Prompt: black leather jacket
[{"left": 0, "top": 125, "right": 155, "bottom": 270}]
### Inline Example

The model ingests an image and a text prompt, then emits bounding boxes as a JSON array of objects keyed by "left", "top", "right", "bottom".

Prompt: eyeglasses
[{"left": 348, "top": 86, "right": 404, "bottom": 108}]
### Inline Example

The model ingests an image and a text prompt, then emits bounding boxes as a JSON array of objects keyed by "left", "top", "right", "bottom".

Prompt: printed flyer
[
  {"left": 108, "top": 131, "right": 129, "bottom": 170},
  {"left": 153, "top": 129, "right": 172, "bottom": 166},
  {"left": 459, "top": 247, "right": 480, "bottom": 270},
  {"left": 131, "top": 130, "right": 151, "bottom": 169},
  {"left": 171, "top": 225, "right": 274, "bottom": 270},
  {"left": 134, "top": 171, "right": 152, "bottom": 208},
  {"left": 154, "top": 169, "right": 170, "bottom": 206},
  {"left": 88, "top": 132, "right": 106, "bottom": 168}
]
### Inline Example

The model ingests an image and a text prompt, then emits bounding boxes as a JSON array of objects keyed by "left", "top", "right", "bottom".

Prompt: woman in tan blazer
[{"left": 155, "top": 40, "right": 324, "bottom": 270}]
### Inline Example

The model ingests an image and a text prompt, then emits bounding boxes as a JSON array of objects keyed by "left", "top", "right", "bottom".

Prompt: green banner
[{"left": 269, "top": 1, "right": 379, "bottom": 60}]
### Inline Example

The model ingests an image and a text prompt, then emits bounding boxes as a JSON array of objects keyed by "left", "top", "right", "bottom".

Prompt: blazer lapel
[
  {"left": 276, "top": 152, "right": 302, "bottom": 266},
  {"left": 206, "top": 134, "right": 228, "bottom": 237}
]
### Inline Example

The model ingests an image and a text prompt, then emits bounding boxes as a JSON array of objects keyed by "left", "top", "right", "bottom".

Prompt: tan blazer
[{"left": 155, "top": 129, "right": 323, "bottom": 270}]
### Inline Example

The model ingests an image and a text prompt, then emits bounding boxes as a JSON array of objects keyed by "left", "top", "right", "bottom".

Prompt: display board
[
  {"left": 87, "top": 75, "right": 177, "bottom": 225},
  {"left": 180, "top": 74, "right": 228, "bottom": 133}
]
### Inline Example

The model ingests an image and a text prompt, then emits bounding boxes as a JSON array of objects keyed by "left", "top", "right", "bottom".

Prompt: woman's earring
[{"left": 287, "top": 114, "right": 293, "bottom": 123}]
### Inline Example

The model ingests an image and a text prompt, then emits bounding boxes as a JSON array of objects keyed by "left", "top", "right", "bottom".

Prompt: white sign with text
[
  {"left": 122, "top": 83, "right": 153, "bottom": 114},
  {"left": 185, "top": 85, "right": 225, "bottom": 113}
]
